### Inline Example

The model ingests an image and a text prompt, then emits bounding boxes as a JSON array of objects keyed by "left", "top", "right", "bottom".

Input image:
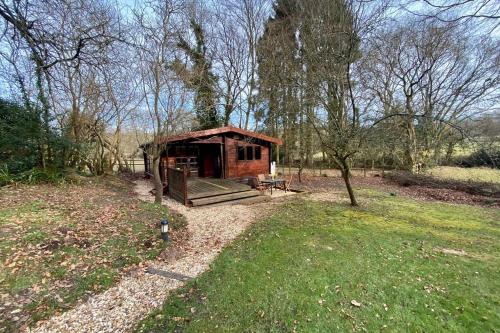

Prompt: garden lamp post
[{"left": 160, "top": 219, "right": 169, "bottom": 242}]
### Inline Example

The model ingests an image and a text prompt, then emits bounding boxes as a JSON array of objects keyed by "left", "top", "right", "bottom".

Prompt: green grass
[
  {"left": 136, "top": 192, "right": 499, "bottom": 333},
  {"left": 426, "top": 166, "right": 500, "bottom": 184}
]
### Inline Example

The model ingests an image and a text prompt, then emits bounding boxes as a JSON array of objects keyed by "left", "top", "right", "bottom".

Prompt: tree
[
  {"left": 0, "top": 0, "right": 120, "bottom": 168},
  {"left": 404, "top": 0, "right": 500, "bottom": 30},
  {"left": 364, "top": 19, "right": 499, "bottom": 171},
  {"left": 212, "top": 1, "right": 248, "bottom": 126},
  {"left": 299, "top": 0, "right": 364, "bottom": 205},
  {"left": 175, "top": 19, "right": 220, "bottom": 130},
  {"left": 258, "top": 0, "right": 301, "bottom": 173},
  {"left": 0, "top": 98, "right": 43, "bottom": 172},
  {"left": 134, "top": 0, "right": 187, "bottom": 203},
  {"left": 259, "top": 0, "right": 389, "bottom": 206}
]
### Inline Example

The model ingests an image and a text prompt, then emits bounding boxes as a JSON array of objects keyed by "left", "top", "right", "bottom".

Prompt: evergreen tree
[
  {"left": 258, "top": 0, "right": 362, "bottom": 205},
  {"left": 0, "top": 99, "right": 43, "bottom": 172}
]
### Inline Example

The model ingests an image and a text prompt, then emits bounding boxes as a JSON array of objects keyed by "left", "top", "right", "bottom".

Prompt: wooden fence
[
  {"left": 167, "top": 166, "right": 188, "bottom": 205},
  {"left": 113, "top": 159, "right": 146, "bottom": 173}
]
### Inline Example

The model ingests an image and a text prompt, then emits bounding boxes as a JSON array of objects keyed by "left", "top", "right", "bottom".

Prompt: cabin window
[
  {"left": 255, "top": 146, "right": 261, "bottom": 160},
  {"left": 238, "top": 145, "right": 262, "bottom": 161},
  {"left": 246, "top": 146, "right": 254, "bottom": 160},
  {"left": 238, "top": 146, "right": 245, "bottom": 160}
]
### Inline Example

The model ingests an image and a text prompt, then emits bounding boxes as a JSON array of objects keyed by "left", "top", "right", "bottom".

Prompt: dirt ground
[
  {"left": 0, "top": 176, "right": 181, "bottom": 333},
  {"left": 26, "top": 179, "right": 283, "bottom": 333},
  {"left": 294, "top": 174, "right": 499, "bottom": 207}
]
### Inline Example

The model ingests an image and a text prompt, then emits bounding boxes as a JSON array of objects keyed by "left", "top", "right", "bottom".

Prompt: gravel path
[{"left": 27, "top": 179, "right": 279, "bottom": 333}]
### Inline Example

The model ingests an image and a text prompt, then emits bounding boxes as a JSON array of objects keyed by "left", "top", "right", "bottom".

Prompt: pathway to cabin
[{"left": 27, "top": 179, "right": 281, "bottom": 333}]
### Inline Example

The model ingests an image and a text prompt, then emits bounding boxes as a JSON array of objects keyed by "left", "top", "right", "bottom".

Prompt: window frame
[{"left": 237, "top": 144, "right": 263, "bottom": 161}]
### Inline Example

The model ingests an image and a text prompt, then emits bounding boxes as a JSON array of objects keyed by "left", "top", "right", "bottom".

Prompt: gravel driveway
[{"left": 27, "top": 179, "right": 279, "bottom": 333}]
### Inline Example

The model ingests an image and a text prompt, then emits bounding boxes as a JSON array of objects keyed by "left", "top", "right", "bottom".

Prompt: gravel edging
[{"left": 26, "top": 179, "right": 278, "bottom": 333}]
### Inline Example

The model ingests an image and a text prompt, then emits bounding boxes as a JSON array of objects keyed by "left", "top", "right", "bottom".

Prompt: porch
[
  {"left": 188, "top": 178, "right": 251, "bottom": 199},
  {"left": 187, "top": 178, "right": 266, "bottom": 206},
  {"left": 167, "top": 167, "right": 267, "bottom": 206}
]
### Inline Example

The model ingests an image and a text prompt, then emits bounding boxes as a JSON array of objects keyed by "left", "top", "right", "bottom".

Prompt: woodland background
[{"left": 0, "top": 0, "right": 499, "bottom": 205}]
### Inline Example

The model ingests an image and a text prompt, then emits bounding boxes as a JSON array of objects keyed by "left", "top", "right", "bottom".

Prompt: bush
[
  {"left": 1, "top": 98, "right": 72, "bottom": 181},
  {"left": 0, "top": 166, "right": 67, "bottom": 186},
  {"left": 455, "top": 149, "right": 500, "bottom": 169},
  {"left": 0, "top": 99, "right": 42, "bottom": 173}
]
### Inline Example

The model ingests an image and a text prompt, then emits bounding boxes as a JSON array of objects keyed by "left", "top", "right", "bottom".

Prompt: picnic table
[{"left": 260, "top": 178, "right": 286, "bottom": 195}]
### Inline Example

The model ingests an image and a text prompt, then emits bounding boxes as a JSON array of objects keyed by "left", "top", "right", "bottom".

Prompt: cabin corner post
[
  {"left": 183, "top": 165, "right": 188, "bottom": 206},
  {"left": 222, "top": 135, "right": 227, "bottom": 179},
  {"left": 269, "top": 142, "right": 272, "bottom": 174}
]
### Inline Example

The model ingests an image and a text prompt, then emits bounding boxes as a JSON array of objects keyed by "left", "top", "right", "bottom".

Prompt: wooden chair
[
  {"left": 258, "top": 174, "right": 273, "bottom": 191},
  {"left": 257, "top": 174, "right": 267, "bottom": 182},
  {"left": 277, "top": 174, "right": 293, "bottom": 192},
  {"left": 250, "top": 177, "right": 269, "bottom": 193}
]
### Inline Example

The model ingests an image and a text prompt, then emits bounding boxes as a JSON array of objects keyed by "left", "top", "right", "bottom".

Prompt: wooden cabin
[
  {"left": 143, "top": 126, "right": 282, "bottom": 181},
  {"left": 141, "top": 126, "right": 282, "bottom": 206}
]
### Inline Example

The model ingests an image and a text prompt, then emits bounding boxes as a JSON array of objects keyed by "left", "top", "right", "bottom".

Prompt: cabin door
[{"left": 199, "top": 144, "right": 222, "bottom": 178}]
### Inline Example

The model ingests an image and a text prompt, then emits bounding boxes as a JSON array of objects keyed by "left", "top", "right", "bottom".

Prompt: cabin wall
[
  {"left": 225, "top": 137, "right": 269, "bottom": 178},
  {"left": 157, "top": 134, "right": 275, "bottom": 181}
]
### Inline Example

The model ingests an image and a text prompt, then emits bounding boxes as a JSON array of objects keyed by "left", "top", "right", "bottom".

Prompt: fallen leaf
[{"left": 351, "top": 300, "right": 362, "bottom": 307}]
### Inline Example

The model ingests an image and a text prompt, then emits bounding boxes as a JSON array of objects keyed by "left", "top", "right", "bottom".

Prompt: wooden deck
[{"left": 187, "top": 178, "right": 252, "bottom": 200}]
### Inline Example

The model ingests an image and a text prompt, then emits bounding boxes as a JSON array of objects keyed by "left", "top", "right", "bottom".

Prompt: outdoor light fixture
[{"left": 160, "top": 219, "right": 169, "bottom": 242}]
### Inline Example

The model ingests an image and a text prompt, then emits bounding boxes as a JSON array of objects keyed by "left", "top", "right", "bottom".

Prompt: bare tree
[
  {"left": 218, "top": 0, "right": 270, "bottom": 129},
  {"left": 0, "top": 0, "right": 121, "bottom": 167},
  {"left": 133, "top": 0, "right": 187, "bottom": 204},
  {"left": 303, "top": 0, "right": 390, "bottom": 205},
  {"left": 404, "top": 0, "right": 500, "bottom": 27},
  {"left": 212, "top": 2, "right": 249, "bottom": 126},
  {"left": 364, "top": 19, "right": 499, "bottom": 171}
]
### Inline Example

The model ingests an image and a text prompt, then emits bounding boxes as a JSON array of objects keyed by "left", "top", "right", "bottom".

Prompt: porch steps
[
  {"left": 199, "top": 194, "right": 271, "bottom": 207},
  {"left": 190, "top": 190, "right": 261, "bottom": 207}
]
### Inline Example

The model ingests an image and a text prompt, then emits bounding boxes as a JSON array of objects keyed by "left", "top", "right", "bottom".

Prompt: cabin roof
[{"left": 154, "top": 126, "right": 283, "bottom": 145}]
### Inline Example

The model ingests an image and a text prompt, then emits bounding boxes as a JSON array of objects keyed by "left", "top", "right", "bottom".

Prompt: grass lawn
[
  {"left": 136, "top": 190, "right": 499, "bottom": 332},
  {"left": 425, "top": 166, "right": 500, "bottom": 184},
  {"left": 0, "top": 176, "right": 184, "bottom": 332}
]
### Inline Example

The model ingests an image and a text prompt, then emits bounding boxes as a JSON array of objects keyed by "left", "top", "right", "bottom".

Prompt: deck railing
[{"left": 167, "top": 166, "right": 188, "bottom": 205}]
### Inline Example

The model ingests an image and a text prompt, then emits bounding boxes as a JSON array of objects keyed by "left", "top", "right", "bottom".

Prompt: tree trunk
[
  {"left": 444, "top": 142, "right": 455, "bottom": 165},
  {"left": 340, "top": 159, "right": 358, "bottom": 206},
  {"left": 152, "top": 152, "right": 163, "bottom": 204},
  {"left": 224, "top": 102, "right": 232, "bottom": 126},
  {"left": 405, "top": 120, "right": 419, "bottom": 173},
  {"left": 35, "top": 65, "right": 51, "bottom": 167}
]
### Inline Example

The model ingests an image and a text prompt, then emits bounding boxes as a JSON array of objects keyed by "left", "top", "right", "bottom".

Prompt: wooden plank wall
[
  {"left": 167, "top": 167, "right": 188, "bottom": 204},
  {"left": 225, "top": 137, "right": 269, "bottom": 178}
]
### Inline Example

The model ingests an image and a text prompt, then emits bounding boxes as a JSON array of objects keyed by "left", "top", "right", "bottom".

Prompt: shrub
[
  {"left": 1, "top": 98, "right": 73, "bottom": 181},
  {"left": 455, "top": 149, "right": 500, "bottom": 169},
  {"left": 0, "top": 99, "right": 42, "bottom": 173},
  {"left": 0, "top": 166, "right": 67, "bottom": 186}
]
